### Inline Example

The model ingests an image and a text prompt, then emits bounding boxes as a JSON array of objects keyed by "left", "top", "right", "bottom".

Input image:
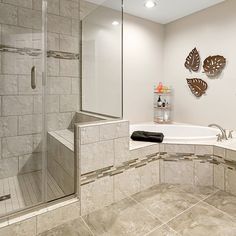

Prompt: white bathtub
[{"left": 130, "top": 123, "right": 219, "bottom": 142}]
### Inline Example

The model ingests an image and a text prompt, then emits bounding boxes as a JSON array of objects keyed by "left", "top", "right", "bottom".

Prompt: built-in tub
[{"left": 130, "top": 123, "right": 219, "bottom": 142}]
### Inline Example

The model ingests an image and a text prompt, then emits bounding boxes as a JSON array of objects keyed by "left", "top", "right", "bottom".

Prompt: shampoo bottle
[{"left": 157, "top": 96, "right": 162, "bottom": 107}]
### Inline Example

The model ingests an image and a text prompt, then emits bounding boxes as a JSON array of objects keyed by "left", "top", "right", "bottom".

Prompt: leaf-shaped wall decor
[
  {"left": 203, "top": 55, "right": 226, "bottom": 77},
  {"left": 184, "top": 48, "right": 200, "bottom": 72},
  {"left": 186, "top": 78, "right": 208, "bottom": 98}
]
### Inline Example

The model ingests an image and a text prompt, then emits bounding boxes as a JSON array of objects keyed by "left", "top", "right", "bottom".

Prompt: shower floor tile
[{"left": 0, "top": 172, "right": 64, "bottom": 216}]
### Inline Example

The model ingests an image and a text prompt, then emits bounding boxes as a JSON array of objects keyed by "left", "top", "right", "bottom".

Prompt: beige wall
[
  {"left": 123, "top": 14, "right": 164, "bottom": 123},
  {"left": 81, "top": 1, "right": 164, "bottom": 121},
  {"left": 163, "top": 0, "right": 236, "bottom": 129},
  {"left": 82, "top": 0, "right": 235, "bottom": 128}
]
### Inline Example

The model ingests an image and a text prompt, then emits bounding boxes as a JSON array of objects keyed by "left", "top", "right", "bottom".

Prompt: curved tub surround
[
  {"left": 76, "top": 119, "right": 236, "bottom": 216},
  {"left": 129, "top": 123, "right": 236, "bottom": 154},
  {"left": 130, "top": 123, "right": 219, "bottom": 142}
]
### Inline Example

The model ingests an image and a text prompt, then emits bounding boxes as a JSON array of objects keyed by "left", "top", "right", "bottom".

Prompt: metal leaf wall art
[
  {"left": 184, "top": 48, "right": 227, "bottom": 97},
  {"left": 186, "top": 78, "right": 208, "bottom": 98},
  {"left": 184, "top": 48, "right": 200, "bottom": 72},
  {"left": 203, "top": 55, "right": 226, "bottom": 77}
]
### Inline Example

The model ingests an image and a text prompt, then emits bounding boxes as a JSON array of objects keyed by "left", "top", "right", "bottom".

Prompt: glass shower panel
[
  {"left": 81, "top": 0, "right": 123, "bottom": 118},
  {"left": 0, "top": 1, "right": 46, "bottom": 216},
  {"left": 45, "top": 0, "right": 79, "bottom": 201}
]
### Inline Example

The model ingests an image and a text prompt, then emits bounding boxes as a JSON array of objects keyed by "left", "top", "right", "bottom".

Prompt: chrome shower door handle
[{"left": 31, "top": 66, "right": 36, "bottom": 89}]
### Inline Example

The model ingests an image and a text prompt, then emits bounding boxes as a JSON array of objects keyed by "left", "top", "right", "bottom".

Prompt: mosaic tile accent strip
[
  {"left": 0, "top": 44, "right": 41, "bottom": 57},
  {"left": 81, "top": 155, "right": 161, "bottom": 186},
  {"left": 80, "top": 152, "right": 233, "bottom": 186},
  {"left": 0, "top": 44, "right": 79, "bottom": 60},
  {"left": 161, "top": 153, "right": 214, "bottom": 162},
  {"left": 47, "top": 50, "right": 79, "bottom": 60}
]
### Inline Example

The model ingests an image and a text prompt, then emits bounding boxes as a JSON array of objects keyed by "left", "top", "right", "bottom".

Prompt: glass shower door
[
  {"left": 81, "top": 0, "right": 123, "bottom": 118},
  {"left": 0, "top": 0, "right": 46, "bottom": 216}
]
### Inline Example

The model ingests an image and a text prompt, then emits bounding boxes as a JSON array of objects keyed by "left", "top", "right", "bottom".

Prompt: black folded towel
[{"left": 131, "top": 131, "right": 164, "bottom": 143}]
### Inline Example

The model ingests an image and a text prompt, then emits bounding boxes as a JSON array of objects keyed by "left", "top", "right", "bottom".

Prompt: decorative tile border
[
  {"left": 0, "top": 44, "right": 41, "bottom": 57},
  {"left": 81, "top": 154, "right": 160, "bottom": 186},
  {"left": 0, "top": 44, "right": 79, "bottom": 60},
  {"left": 47, "top": 50, "right": 79, "bottom": 60},
  {"left": 80, "top": 152, "right": 221, "bottom": 186}
]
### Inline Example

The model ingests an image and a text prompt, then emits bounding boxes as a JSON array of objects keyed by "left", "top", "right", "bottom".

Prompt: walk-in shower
[
  {"left": 0, "top": 0, "right": 123, "bottom": 219},
  {"left": 0, "top": 0, "right": 79, "bottom": 217}
]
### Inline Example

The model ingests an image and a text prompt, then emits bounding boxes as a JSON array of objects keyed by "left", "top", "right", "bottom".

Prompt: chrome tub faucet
[{"left": 208, "top": 124, "right": 228, "bottom": 141}]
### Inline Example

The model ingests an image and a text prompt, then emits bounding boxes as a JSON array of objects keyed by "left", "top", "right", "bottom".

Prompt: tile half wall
[{"left": 76, "top": 120, "right": 236, "bottom": 215}]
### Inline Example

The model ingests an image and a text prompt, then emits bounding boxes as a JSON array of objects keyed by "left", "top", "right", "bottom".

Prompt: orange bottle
[{"left": 156, "top": 82, "right": 163, "bottom": 93}]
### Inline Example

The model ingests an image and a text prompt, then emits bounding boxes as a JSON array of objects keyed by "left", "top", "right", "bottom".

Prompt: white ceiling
[{"left": 86, "top": 0, "right": 225, "bottom": 24}]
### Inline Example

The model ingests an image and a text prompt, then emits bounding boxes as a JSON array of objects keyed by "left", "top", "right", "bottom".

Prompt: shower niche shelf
[{"left": 154, "top": 90, "right": 172, "bottom": 124}]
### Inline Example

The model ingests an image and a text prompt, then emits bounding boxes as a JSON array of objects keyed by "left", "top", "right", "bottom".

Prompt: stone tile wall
[
  {"left": 0, "top": 0, "right": 80, "bottom": 179},
  {"left": 76, "top": 120, "right": 162, "bottom": 215}
]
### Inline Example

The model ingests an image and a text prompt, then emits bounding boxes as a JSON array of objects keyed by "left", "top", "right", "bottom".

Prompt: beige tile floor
[{"left": 39, "top": 184, "right": 236, "bottom": 236}]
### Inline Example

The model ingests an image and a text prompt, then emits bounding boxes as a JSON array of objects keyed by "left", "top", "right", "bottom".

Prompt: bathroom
[{"left": 0, "top": 0, "right": 236, "bottom": 235}]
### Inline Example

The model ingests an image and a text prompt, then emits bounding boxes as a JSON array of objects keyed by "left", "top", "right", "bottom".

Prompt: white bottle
[{"left": 164, "top": 112, "right": 169, "bottom": 122}]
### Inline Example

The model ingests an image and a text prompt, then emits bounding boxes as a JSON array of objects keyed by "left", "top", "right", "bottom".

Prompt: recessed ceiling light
[
  {"left": 112, "top": 21, "right": 119, "bottom": 26},
  {"left": 144, "top": 0, "right": 156, "bottom": 8}
]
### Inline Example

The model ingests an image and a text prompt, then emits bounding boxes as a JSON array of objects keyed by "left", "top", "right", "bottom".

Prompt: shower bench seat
[
  {"left": 48, "top": 129, "right": 74, "bottom": 151},
  {"left": 47, "top": 129, "right": 74, "bottom": 195}
]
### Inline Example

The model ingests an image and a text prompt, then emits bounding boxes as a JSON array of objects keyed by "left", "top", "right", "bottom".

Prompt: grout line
[
  {"left": 202, "top": 197, "right": 236, "bottom": 221},
  {"left": 143, "top": 199, "right": 202, "bottom": 236},
  {"left": 162, "top": 224, "right": 182, "bottom": 236},
  {"left": 144, "top": 201, "right": 199, "bottom": 236},
  {"left": 128, "top": 194, "right": 164, "bottom": 224},
  {"left": 144, "top": 187, "right": 220, "bottom": 236},
  {"left": 127, "top": 195, "right": 167, "bottom": 236},
  {"left": 164, "top": 189, "right": 221, "bottom": 223},
  {"left": 144, "top": 223, "right": 181, "bottom": 236},
  {"left": 177, "top": 185, "right": 220, "bottom": 202},
  {"left": 80, "top": 216, "right": 95, "bottom": 236}
]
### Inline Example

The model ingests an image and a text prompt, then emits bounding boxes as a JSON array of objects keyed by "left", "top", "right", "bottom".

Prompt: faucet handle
[
  {"left": 223, "top": 129, "right": 228, "bottom": 140},
  {"left": 228, "top": 130, "right": 233, "bottom": 139},
  {"left": 216, "top": 134, "right": 222, "bottom": 142}
]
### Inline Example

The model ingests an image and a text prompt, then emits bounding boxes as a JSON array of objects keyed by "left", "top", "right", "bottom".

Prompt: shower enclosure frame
[{"left": 0, "top": 0, "right": 78, "bottom": 219}]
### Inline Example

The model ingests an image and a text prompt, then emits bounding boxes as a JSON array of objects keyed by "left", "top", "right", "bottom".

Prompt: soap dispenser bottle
[{"left": 157, "top": 95, "right": 162, "bottom": 107}]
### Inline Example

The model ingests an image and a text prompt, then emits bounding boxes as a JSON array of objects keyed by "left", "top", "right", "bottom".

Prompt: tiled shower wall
[{"left": 0, "top": 0, "right": 80, "bottom": 179}]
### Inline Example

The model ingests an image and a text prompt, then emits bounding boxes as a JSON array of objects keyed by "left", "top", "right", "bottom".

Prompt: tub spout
[{"left": 208, "top": 124, "right": 228, "bottom": 140}]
